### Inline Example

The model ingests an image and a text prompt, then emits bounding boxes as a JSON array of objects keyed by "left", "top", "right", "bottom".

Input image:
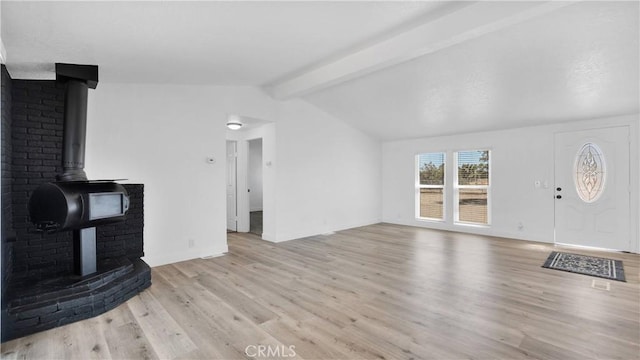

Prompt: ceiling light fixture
[{"left": 226, "top": 115, "right": 243, "bottom": 130}]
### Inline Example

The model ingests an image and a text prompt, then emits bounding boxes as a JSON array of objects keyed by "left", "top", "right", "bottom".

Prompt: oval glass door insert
[{"left": 574, "top": 142, "right": 606, "bottom": 203}]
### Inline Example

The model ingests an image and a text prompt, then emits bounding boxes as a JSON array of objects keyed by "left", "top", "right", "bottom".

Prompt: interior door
[
  {"left": 226, "top": 141, "right": 237, "bottom": 232},
  {"left": 554, "top": 126, "right": 630, "bottom": 250}
]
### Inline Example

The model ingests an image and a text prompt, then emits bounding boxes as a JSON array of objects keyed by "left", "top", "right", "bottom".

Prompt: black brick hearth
[
  {"left": 1, "top": 69, "right": 151, "bottom": 342},
  {"left": 3, "top": 258, "right": 150, "bottom": 340}
]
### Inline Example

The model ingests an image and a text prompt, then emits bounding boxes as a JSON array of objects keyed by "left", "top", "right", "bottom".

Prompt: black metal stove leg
[{"left": 74, "top": 227, "right": 97, "bottom": 276}]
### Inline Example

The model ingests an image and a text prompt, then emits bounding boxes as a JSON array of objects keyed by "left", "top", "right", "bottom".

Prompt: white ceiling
[
  {"left": 1, "top": 1, "right": 453, "bottom": 84},
  {"left": 2, "top": 1, "right": 638, "bottom": 141},
  {"left": 304, "top": 1, "right": 640, "bottom": 139}
]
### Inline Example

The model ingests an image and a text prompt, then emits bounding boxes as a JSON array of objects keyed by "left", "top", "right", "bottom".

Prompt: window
[
  {"left": 416, "top": 152, "right": 445, "bottom": 220},
  {"left": 574, "top": 142, "right": 606, "bottom": 203},
  {"left": 454, "top": 150, "right": 490, "bottom": 225}
]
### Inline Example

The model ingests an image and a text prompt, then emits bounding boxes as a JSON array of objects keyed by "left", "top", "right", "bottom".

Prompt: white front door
[
  {"left": 226, "top": 141, "right": 237, "bottom": 231},
  {"left": 554, "top": 126, "right": 630, "bottom": 251}
]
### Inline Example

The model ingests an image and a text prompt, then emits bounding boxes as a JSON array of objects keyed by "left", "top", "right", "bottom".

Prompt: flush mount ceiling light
[{"left": 226, "top": 115, "right": 243, "bottom": 130}]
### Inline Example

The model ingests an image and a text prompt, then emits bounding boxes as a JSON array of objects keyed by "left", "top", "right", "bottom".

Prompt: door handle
[
  {"left": 556, "top": 187, "right": 562, "bottom": 191},
  {"left": 556, "top": 195, "right": 562, "bottom": 199}
]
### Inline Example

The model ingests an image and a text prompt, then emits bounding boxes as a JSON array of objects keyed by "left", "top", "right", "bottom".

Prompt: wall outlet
[{"left": 188, "top": 239, "right": 195, "bottom": 248}]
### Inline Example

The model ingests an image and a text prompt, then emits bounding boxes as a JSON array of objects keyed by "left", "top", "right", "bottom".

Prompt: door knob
[{"left": 556, "top": 195, "right": 562, "bottom": 199}]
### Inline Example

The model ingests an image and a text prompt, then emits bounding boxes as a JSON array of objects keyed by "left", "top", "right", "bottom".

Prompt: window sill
[
  {"left": 416, "top": 217, "right": 446, "bottom": 223},
  {"left": 454, "top": 221, "right": 491, "bottom": 228}
]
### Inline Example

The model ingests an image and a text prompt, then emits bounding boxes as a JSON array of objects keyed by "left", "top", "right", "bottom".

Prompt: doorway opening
[
  {"left": 248, "top": 138, "right": 263, "bottom": 236},
  {"left": 225, "top": 115, "right": 274, "bottom": 243}
]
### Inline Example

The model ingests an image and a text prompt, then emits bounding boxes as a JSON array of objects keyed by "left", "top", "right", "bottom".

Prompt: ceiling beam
[{"left": 265, "top": 1, "right": 576, "bottom": 100}]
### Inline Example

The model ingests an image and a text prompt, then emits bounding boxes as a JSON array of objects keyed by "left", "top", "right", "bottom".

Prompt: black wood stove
[{"left": 28, "top": 64, "right": 130, "bottom": 276}]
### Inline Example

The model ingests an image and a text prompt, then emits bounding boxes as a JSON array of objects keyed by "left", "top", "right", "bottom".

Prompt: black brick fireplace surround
[{"left": 1, "top": 65, "right": 151, "bottom": 341}]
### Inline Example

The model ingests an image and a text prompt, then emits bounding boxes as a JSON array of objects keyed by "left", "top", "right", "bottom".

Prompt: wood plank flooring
[{"left": 2, "top": 223, "right": 639, "bottom": 359}]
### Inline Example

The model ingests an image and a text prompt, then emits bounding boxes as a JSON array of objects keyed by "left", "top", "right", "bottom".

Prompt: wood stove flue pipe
[{"left": 55, "top": 63, "right": 99, "bottom": 182}]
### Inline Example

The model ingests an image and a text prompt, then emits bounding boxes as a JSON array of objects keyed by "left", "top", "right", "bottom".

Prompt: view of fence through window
[
  {"left": 418, "top": 153, "right": 445, "bottom": 220},
  {"left": 456, "top": 150, "right": 490, "bottom": 224}
]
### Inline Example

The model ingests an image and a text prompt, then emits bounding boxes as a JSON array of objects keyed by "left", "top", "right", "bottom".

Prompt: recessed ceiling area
[{"left": 2, "top": 1, "right": 638, "bottom": 141}]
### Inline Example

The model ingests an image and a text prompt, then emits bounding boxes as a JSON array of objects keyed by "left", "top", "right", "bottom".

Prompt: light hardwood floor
[{"left": 2, "top": 223, "right": 639, "bottom": 359}]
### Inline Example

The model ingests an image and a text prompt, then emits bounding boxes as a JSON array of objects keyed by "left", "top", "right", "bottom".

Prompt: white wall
[
  {"left": 382, "top": 114, "right": 639, "bottom": 252},
  {"left": 227, "top": 99, "right": 383, "bottom": 243},
  {"left": 274, "top": 99, "right": 382, "bottom": 241},
  {"left": 248, "top": 138, "right": 263, "bottom": 212},
  {"left": 85, "top": 84, "right": 277, "bottom": 266},
  {"left": 0, "top": 1, "right": 6, "bottom": 64},
  {"left": 86, "top": 83, "right": 382, "bottom": 265}
]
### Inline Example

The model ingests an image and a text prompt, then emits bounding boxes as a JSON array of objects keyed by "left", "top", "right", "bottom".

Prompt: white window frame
[
  {"left": 453, "top": 150, "right": 491, "bottom": 227},
  {"left": 415, "top": 153, "right": 446, "bottom": 222}
]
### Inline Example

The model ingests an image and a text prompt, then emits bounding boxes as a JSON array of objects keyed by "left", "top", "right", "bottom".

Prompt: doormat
[{"left": 542, "top": 251, "right": 626, "bottom": 282}]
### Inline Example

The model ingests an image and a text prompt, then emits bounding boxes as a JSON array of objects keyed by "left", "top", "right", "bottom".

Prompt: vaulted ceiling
[
  {"left": 303, "top": 1, "right": 640, "bottom": 139},
  {"left": 2, "top": 1, "right": 638, "bottom": 140}
]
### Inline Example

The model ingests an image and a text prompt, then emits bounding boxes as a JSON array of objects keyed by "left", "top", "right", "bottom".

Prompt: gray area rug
[{"left": 542, "top": 251, "right": 626, "bottom": 282}]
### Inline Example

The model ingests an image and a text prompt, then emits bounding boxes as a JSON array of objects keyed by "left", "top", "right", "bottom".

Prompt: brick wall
[
  {"left": 2, "top": 65, "right": 14, "bottom": 301},
  {"left": 10, "top": 79, "right": 73, "bottom": 280},
  {"left": 97, "top": 184, "right": 144, "bottom": 261}
]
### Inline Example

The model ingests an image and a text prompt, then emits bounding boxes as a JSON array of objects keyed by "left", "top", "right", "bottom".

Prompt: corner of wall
[
  {"left": 272, "top": 99, "right": 382, "bottom": 243},
  {"left": 1, "top": 64, "right": 14, "bottom": 312},
  {"left": 0, "top": 39, "right": 6, "bottom": 65},
  {"left": 0, "top": 15, "right": 6, "bottom": 64},
  {"left": 634, "top": 115, "right": 640, "bottom": 253}
]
